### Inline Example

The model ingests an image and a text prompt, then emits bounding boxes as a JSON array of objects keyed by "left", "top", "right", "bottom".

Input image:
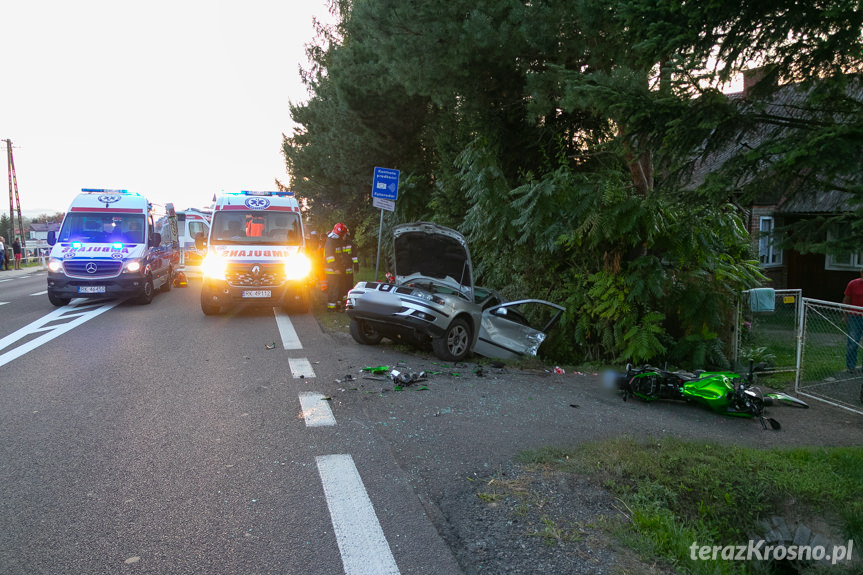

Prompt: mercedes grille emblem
[{"left": 85, "top": 263, "right": 98, "bottom": 274}]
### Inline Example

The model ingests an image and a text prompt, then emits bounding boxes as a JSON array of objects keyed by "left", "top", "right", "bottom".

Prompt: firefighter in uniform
[{"left": 324, "top": 223, "right": 354, "bottom": 311}]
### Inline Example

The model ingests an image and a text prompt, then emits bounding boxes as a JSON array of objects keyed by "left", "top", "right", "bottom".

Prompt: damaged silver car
[{"left": 345, "top": 222, "right": 564, "bottom": 362}]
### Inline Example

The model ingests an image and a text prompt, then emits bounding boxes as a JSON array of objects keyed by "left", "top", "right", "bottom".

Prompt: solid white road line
[
  {"left": 30, "top": 290, "right": 48, "bottom": 296},
  {"left": 288, "top": 357, "right": 316, "bottom": 379},
  {"left": 316, "top": 454, "right": 401, "bottom": 575},
  {"left": 298, "top": 392, "right": 336, "bottom": 427},
  {"left": 273, "top": 308, "right": 302, "bottom": 350}
]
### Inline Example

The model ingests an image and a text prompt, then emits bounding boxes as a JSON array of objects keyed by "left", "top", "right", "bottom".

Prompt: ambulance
[
  {"left": 177, "top": 207, "right": 211, "bottom": 270},
  {"left": 46, "top": 189, "right": 179, "bottom": 306},
  {"left": 196, "top": 190, "right": 312, "bottom": 315}
]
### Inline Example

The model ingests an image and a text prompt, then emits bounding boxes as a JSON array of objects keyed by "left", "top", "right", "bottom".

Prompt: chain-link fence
[
  {"left": 797, "top": 298, "right": 863, "bottom": 415},
  {"left": 733, "top": 290, "right": 863, "bottom": 415},
  {"left": 734, "top": 289, "right": 802, "bottom": 376}
]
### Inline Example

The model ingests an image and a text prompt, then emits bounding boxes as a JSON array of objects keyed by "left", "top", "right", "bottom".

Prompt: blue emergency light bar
[
  {"left": 81, "top": 188, "right": 136, "bottom": 195},
  {"left": 237, "top": 190, "right": 294, "bottom": 197}
]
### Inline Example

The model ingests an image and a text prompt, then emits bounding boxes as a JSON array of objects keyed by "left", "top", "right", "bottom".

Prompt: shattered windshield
[{"left": 211, "top": 211, "right": 302, "bottom": 245}]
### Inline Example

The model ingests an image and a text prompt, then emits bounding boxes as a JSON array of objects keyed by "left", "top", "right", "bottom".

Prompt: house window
[
  {"left": 825, "top": 228, "right": 863, "bottom": 270},
  {"left": 758, "top": 217, "right": 782, "bottom": 267}
]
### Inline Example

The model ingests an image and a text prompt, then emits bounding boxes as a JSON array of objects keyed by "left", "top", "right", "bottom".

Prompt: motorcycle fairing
[{"left": 764, "top": 392, "right": 809, "bottom": 408}]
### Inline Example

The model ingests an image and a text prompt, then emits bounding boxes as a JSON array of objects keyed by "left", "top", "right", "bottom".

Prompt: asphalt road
[
  {"left": 2, "top": 269, "right": 862, "bottom": 575},
  {"left": 0, "top": 270, "right": 462, "bottom": 575}
]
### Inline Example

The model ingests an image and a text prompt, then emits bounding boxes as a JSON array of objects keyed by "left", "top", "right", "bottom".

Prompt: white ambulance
[
  {"left": 46, "top": 189, "right": 179, "bottom": 306},
  {"left": 177, "top": 207, "right": 211, "bottom": 270},
  {"left": 197, "top": 190, "right": 312, "bottom": 315}
]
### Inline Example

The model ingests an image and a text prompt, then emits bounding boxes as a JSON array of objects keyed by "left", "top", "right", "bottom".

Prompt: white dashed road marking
[
  {"left": 316, "top": 454, "right": 401, "bottom": 575},
  {"left": 288, "top": 357, "right": 316, "bottom": 379},
  {"left": 30, "top": 290, "right": 48, "bottom": 296},
  {"left": 275, "top": 311, "right": 402, "bottom": 574},
  {"left": 273, "top": 308, "right": 302, "bottom": 350},
  {"left": 298, "top": 392, "right": 336, "bottom": 427}
]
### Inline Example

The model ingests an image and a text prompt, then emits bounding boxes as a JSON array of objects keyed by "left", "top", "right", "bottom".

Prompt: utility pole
[{"left": 5, "top": 139, "right": 25, "bottom": 247}]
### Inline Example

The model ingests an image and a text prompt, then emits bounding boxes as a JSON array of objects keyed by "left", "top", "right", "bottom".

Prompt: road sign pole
[
  {"left": 374, "top": 208, "right": 384, "bottom": 281},
  {"left": 371, "top": 167, "right": 400, "bottom": 282}
]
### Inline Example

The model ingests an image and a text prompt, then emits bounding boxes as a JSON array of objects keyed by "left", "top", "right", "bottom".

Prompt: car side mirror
[
  {"left": 195, "top": 236, "right": 207, "bottom": 250},
  {"left": 47, "top": 231, "right": 56, "bottom": 246},
  {"left": 150, "top": 232, "right": 162, "bottom": 247}
]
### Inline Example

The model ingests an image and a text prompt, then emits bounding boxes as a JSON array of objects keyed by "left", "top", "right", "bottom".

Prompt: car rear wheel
[
  {"left": 432, "top": 317, "right": 471, "bottom": 362},
  {"left": 136, "top": 274, "right": 155, "bottom": 305},
  {"left": 350, "top": 319, "right": 383, "bottom": 345},
  {"left": 160, "top": 267, "right": 173, "bottom": 292}
]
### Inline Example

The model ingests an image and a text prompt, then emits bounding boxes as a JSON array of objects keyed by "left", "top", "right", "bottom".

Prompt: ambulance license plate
[
  {"left": 78, "top": 286, "right": 106, "bottom": 294},
  {"left": 242, "top": 290, "right": 271, "bottom": 298}
]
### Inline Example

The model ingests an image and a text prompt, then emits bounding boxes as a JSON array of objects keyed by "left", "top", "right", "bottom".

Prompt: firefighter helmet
[{"left": 332, "top": 223, "right": 348, "bottom": 237}]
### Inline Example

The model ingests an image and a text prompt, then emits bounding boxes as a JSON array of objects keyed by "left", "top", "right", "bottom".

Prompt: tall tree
[{"left": 285, "top": 0, "right": 862, "bottom": 366}]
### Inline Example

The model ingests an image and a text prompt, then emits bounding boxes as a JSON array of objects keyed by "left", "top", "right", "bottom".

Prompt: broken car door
[{"left": 473, "top": 300, "right": 565, "bottom": 359}]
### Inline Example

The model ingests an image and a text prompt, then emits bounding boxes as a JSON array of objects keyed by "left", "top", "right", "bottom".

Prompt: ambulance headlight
[
  {"left": 123, "top": 259, "right": 142, "bottom": 273},
  {"left": 201, "top": 254, "right": 228, "bottom": 280},
  {"left": 47, "top": 258, "right": 64, "bottom": 273},
  {"left": 284, "top": 253, "right": 311, "bottom": 280}
]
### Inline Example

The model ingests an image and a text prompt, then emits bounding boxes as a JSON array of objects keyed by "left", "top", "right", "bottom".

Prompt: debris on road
[{"left": 362, "top": 366, "right": 391, "bottom": 374}]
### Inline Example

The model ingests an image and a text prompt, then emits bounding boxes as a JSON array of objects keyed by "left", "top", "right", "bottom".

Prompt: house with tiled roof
[{"left": 690, "top": 70, "right": 862, "bottom": 301}]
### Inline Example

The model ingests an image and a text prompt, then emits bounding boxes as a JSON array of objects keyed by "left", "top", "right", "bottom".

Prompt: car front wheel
[
  {"left": 432, "top": 317, "right": 471, "bottom": 362},
  {"left": 201, "top": 289, "right": 221, "bottom": 315},
  {"left": 47, "top": 291, "right": 71, "bottom": 307},
  {"left": 350, "top": 319, "right": 383, "bottom": 345}
]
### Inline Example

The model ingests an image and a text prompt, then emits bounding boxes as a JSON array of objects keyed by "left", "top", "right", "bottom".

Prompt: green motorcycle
[{"left": 608, "top": 361, "right": 808, "bottom": 430}]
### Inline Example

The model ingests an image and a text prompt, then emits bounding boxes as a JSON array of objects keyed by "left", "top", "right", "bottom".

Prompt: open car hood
[{"left": 393, "top": 222, "right": 473, "bottom": 300}]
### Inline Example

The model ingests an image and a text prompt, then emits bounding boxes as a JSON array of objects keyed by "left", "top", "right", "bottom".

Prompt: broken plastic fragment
[{"left": 362, "top": 366, "right": 390, "bottom": 373}]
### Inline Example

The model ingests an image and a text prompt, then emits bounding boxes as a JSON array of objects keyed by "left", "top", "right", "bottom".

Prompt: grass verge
[{"left": 516, "top": 439, "right": 863, "bottom": 574}]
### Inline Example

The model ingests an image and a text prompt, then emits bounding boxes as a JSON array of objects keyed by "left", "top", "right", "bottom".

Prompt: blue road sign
[{"left": 372, "top": 167, "right": 400, "bottom": 201}]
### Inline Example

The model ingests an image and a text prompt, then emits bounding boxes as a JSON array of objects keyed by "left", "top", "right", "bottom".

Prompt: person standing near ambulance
[{"left": 324, "top": 223, "right": 352, "bottom": 311}]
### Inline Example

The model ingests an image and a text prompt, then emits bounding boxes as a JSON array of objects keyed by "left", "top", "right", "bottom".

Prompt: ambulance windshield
[
  {"left": 211, "top": 211, "right": 302, "bottom": 245},
  {"left": 58, "top": 214, "right": 147, "bottom": 244}
]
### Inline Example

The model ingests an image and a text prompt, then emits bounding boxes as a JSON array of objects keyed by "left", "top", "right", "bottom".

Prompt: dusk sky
[{"left": 2, "top": 0, "right": 334, "bottom": 216}]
